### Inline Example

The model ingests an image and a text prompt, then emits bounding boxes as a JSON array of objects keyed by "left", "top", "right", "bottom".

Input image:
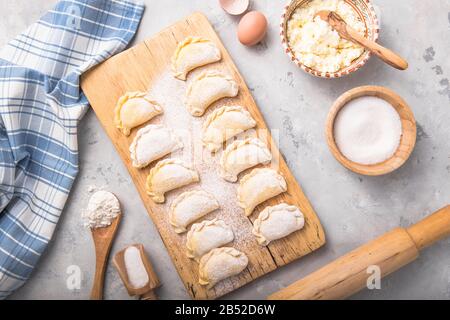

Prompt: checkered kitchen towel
[{"left": 0, "top": 0, "right": 144, "bottom": 298}]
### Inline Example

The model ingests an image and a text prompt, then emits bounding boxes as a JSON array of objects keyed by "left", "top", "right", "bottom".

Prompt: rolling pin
[{"left": 268, "top": 205, "right": 450, "bottom": 300}]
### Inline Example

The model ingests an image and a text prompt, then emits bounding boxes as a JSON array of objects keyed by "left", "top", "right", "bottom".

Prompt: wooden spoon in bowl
[
  {"left": 315, "top": 10, "right": 408, "bottom": 70},
  {"left": 90, "top": 214, "right": 122, "bottom": 300}
]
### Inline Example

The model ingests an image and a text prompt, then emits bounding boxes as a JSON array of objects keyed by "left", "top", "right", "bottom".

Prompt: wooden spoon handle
[
  {"left": 90, "top": 250, "right": 109, "bottom": 300},
  {"left": 345, "top": 26, "right": 408, "bottom": 70}
]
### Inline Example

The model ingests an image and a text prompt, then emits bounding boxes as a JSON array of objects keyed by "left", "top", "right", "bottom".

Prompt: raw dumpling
[
  {"left": 252, "top": 203, "right": 305, "bottom": 246},
  {"left": 172, "top": 37, "right": 221, "bottom": 80},
  {"left": 114, "top": 92, "right": 163, "bottom": 136},
  {"left": 169, "top": 190, "right": 219, "bottom": 234},
  {"left": 146, "top": 159, "right": 199, "bottom": 203},
  {"left": 185, "top": 71, "right": 238, "bottom": 117},
  {"left": 202, "top": 106, "right": 256, "bottom": 152},
  {"left": 186, "top": 219, "right": 234, "bottom": 261},
  {"left": 130, "top": 124, "right": 183, "bottom": 168},
  {"left": 198, "top": 247, "right": 248, "bottom": 289},
  {"left": 220, "top": 138, "right": 272, "bottom": 182},
  {"left": 238, "top": 168, "right": 287, "bottom": 216}
]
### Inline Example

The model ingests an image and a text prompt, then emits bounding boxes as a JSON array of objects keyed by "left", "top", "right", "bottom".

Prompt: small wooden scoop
[
  {"left": 113, "top": 244, "right": 160, "bottom": 300},
  {"left": 315, "top": 10, "right": 408, "bottom": 70},
  {"left": 90, "top": 214, "right": 122, "bottom": 300}
]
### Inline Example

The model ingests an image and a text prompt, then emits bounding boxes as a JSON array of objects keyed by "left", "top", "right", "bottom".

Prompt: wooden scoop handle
[{"left": 140, "top": 290, "right": 158, "bottom": 300}]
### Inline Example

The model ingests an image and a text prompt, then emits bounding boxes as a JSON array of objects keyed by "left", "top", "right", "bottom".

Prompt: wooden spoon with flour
[{"left": 83, "top": 190, "right": 122, "bottom": 300}]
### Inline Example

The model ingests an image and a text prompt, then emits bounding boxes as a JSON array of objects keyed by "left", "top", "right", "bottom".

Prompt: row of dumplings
[
  {"left": 172, "top": 36, "right": 248, "bottom": 289},
  {"left": 220, "top": 139, "right": 306, "bottom": 246},
  {"left": 171, "top": 36, "right": 306, "bottom": 286},
  {"left": 115, "top": 97, "right": 201, "bottom": 202},
  {"left": 171, "top": 36, "right": 307, "bottom": 241}
]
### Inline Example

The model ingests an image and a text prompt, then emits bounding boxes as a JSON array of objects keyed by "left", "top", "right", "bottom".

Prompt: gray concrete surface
[{"left": 2, "top": 0, "right": 449, "bottom": 300}]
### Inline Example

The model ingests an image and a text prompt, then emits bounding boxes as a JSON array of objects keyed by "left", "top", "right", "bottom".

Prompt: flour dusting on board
[{"left": 146, "top": 69, "right": 257, "bottom": 260}]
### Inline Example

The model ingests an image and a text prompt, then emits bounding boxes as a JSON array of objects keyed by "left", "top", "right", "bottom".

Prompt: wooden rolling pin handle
[
  {"left": 267, "top": 205, "right": 450, "bottom": 300},
  {"left": 406, "top": 205, "right": 450, "bottom": 250}
]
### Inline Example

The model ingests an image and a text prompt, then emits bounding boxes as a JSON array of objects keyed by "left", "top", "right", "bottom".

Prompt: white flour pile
[
  {"left": 82, "top": 190, "right": 121, "bottom": 228},
  {"left": 334, "top": 96, "right": 402, "bottom": 165},
  {"left": 124, "top": 246, "right": 149, "bottom": 289}
]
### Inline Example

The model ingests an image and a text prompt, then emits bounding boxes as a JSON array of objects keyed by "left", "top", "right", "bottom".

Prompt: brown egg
[{"left": 237, "top": 11, "right": 268, "bottom": 46}]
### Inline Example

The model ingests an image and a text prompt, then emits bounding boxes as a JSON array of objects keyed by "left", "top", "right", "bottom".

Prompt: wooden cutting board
[{"left": 81, "top": 12, "right": 326, "bottom": 299}]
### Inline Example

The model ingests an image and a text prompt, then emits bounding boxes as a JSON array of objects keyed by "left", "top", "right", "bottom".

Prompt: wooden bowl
[
  {"left": 326, "top": 86, "right": 416, "bottom": 176},
  {"left": 280, "top": 0, "right": 379, "bottom": 78}
]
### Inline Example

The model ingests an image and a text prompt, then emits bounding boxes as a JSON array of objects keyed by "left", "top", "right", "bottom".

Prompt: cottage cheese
[{"left": 287, "top": 0, "right": 366, "bottom": 73}]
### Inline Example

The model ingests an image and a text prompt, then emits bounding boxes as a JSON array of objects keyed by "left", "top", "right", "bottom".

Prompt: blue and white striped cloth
[{"left": 0, "top": 0, "right": 144, "bottom": 298}]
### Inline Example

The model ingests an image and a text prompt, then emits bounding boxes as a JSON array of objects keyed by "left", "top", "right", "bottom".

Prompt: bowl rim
[
  {"left": 280, "top": 0, "right": 380, "bottom": 78},
  {"left": 325, "top": 85, "right": 417, "bottom": 176}
]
